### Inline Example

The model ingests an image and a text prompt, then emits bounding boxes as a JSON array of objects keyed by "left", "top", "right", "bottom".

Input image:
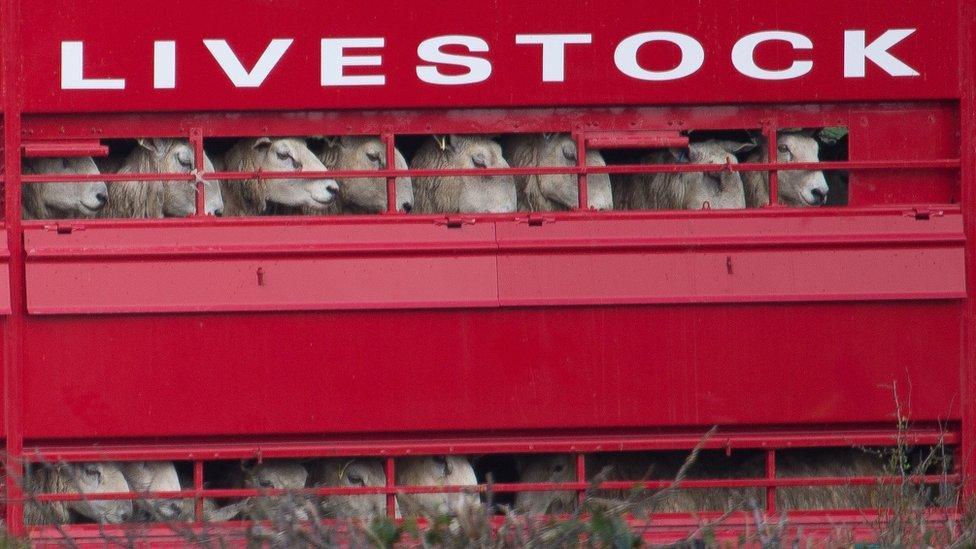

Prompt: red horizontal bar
[
  {"left": 27, "top": 473, "right": 957, "bottom": 505},
  {"left": 585, "top": 131, "right": 689, "bottom": 149},
  {"left": 16, "top": 159, "right": 961, "bottom": 184},
  {"left": 24, "top": 426, "right": 959, "bottom": 462},
  {"left": 22, "top": 141, "right": 109, "bottom": 158}
]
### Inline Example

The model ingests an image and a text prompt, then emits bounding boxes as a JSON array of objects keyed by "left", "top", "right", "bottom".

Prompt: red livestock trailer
[{"left": 1, "top": 0, "right": 974, "bottom": 544}]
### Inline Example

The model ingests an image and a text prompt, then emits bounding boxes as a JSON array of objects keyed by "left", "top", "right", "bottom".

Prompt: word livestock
[{"left": 62, "top": 30, "right": 920, "bottom": 91}]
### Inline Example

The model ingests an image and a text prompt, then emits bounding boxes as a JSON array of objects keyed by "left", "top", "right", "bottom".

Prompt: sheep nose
[
  {"left": 401, "top": 202, "right": 412, "bottom": 213},
  {"left": 213, "top": 208, "right": 223, "bottom": 217},
  {"left": 95, "top": 192, "right": 108, "bottom": 206},
  {"left": 119, "top": 510, "right": 132, "bottom": 522},
  {"left": 811, "top": 187, "right": 828, "bottom": 205}
]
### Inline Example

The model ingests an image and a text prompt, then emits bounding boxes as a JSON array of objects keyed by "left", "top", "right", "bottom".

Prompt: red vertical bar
[
  {"left": 193, "top": 460, "right": 204, "bottom": 523},
  {"left": 959, "top": 0, "right": 976, "bottom": 505},
  {"left": 385, "top": 457, "right": 396, "bottom": 518},
  {"left": 575, "top": 453, "right": 586, "bottom": 507},
  {"left": 764, "top": 127, "right": 779, "bottom": 206},
  {"left": 574, "top": 135, "right": 588, "bottom": 210},
  {"left": 765, "top": 450, "right": 776, "bottom": 515},
  {"left": 383, "top": 133, "right": 396, "bottom": 213},
  {"left": 2, "top": 0, "right": 25, "bottom": 535},
  {"left": 190, "top": 129, "right": 206, "bottom": 217}
]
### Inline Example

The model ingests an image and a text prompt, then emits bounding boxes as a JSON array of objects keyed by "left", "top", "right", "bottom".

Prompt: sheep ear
[
  {"left": 447, "top": 134, "right": 463, "bottom": 151},
  {"left": 252, "top": 137, "right": 273, "bottom": 152},
  {"left": 322, "top": 136, "right": 340, "bottom": 149},
  {"left": 137, "top": 138, "right": 164, "bottom": 153},
  {"left": 717, "top": 140, "right": 756, "bottom": 155}
]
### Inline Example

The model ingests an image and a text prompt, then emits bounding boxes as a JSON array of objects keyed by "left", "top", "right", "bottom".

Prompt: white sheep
[
  {"left": 411, "top": 135, "right": 516, "bottom": 214},
  {"left": 616, "top": 140, "right": 753, "bottom": 210},
  {"left": 502, "top": 133, "right": 612, "bottom": 211},
  {"left": 743, "top": 132, "right": 829, "bottom": 207},
  {"left": 222, "top": 460, "right": 310, "bottom": 521},
  {"left": 309, "top": 458, "right": 395, "bottom": 520},
  {"left": 396, "top": 456, "right": 480, "bottom": 518},
  {"left": 121, "top": 461, "right": 246, "bottom": 522},
  {"left": 22, "top": 157, "right": 108, "bottom": 219},
  {"left": 25, "top": 462, "right": 133, "bottom": 525},
  {"left": 221, "top": 138, "right": 339, "bottom": 216},
  {"left": 100, "top": 139, "right": 223, "bottom": 218}
]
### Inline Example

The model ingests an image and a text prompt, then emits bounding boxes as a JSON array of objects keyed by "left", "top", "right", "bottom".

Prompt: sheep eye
[
  {"left": 562, "top": 145, "right": 577, "bottom": 162},
  {"left": 347, "top": 474, "right": 365, "bottom": 486},
  {"left": 258, "top": 480, "right": 274, "bottom": 489},
  {"left": 366, "top": 151, "right": 381, "bottom": 163},
  {"left": 777, "top": 144, "right": 790, "bottom": 155},
  {"left": 275, "top": 150, "right": 291, "bottom": 162},
  {"left": 82, "top": 466, "right": 101, "bottom": 479},
  {"left": 471, "top": 154, "right": 488, "bottom": 169}
]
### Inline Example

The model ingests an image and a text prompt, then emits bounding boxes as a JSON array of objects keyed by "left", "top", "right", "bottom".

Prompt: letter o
[{"left": 614, "top": 32, "right": 704, "bottom": 81}]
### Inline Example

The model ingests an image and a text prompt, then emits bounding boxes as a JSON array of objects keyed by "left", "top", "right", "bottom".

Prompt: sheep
[
  {"left": 25, "top": 462, "right": 133, "bottom": 525},
  {"left": 743, "top": 132, "right": 829, "bottom": 207},
  {"left": 411, "top": 135, "right": 516, "bottom": 214},
  {"left": 220, "top": 137, "right": 340, "bottom": 216},
  {"left": 395, "top": 456, "right": 480, "bottom": 517},
  {"left": 514, "top": 453, "right": 760, "bottom": 515},
  {"left": 502, "top": 133, "right": 612, "bottom": 211},
  {"left": 100, "top": 139, "right": 223, "bottom": 218},
  {"left": 222, "top": 460, "right": 310, "bottom": 521},
  {"left": 309, "top": 458, "right": 395, "bottom": 520},
  {"left": 22, "top": 157, "right": 108, "bottom": 220},
  {"left": 776, "top": 449, "right": 887, "bottom": 511},
  {"left": 121, "top": 461, "right": 246, "bottom": 522},
  {"left": 616, "top": 140, "right": 753, "bottom": 211}
]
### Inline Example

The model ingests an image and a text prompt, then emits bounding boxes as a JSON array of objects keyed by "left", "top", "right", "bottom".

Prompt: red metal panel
[
  {"left": 21, "top": 302, "right": 961, "bottom": 440},
  {"left": 19, "top": 0, "right": 960, "bottom": 113},
  {"left": 24, "top": 222, "right": 498, "bottom": 313},
  {"left": 849, "top": 107, "right": 960, "bottom": 205},
  {"left": 496, "top": 212, "right": 966, "bottom": 305}
]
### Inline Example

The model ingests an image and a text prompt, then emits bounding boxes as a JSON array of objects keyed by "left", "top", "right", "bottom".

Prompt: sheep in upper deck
[
  {"left": 616, "top": 140, "right": 753, "bottom": 211},
  {"left": 269, "top": 136, "right": 413, "bottom": 215},
  {"left": 411, "top": 135, "right": 516, "bottom": 214},
  {"left": 22, "top": 157, "right": 108, "bottom": 219},
  {"left": 25, "top": 462, "right": 133, "bottom": 525},
  {"left": 743, "top": 132, "right": 830, "bottom": 207},
  {"left": 309, "top": 458, "right": 395, "bottom": 520},
  {"left": 396, "top": 456, "right": 480, "bottom": 517},
  {"left": 100, "top": 138, "right": 223, "bottom": 218},
  {"left": 502, "top": 133, "right": 612, "bottom": 211},
  {"left": 220, "top": 137, "right": 339, "bottom": 216}
]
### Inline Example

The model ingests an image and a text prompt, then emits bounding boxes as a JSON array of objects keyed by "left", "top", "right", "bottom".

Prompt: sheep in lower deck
[
  {"left": 309, "top": 458, "right": 395, "bottom": 520},
  {"left": 220, "top": 137, "right": 340, "bottom": 216},
  {"left": 743, "top": 132, "right": 829, "bottom": 207},
  {"left": 100, "top": 139, "right": 223, "bottom": 218},
  {"left": 776, "top": 449, "right": 889, "bottom": 511},
  {"left": 121, "top": 461, "right": 245, "bottom": 522},
  {"left": 25, "top": 462, "right": 133, "bottom": 525},
  {"left": 502, "top": 133, "right": 613, "bottom": 211},
  {"left": 396, "top": 456, "right": 480, "bottom": 517},
  {"left": 514, "top": 453, "right": 761, "bottom": 515},
  {"left": 22, "top": 157, "right": 108, "bottom": 220},
  {"left": 411, "top": 135, "right": 516, "bottom": 214},
  {"left": 616, "top": 140, "right": 753, "bottom": 211},
  {"left": 222, "top": 460, "right": 311, "bottom": 521}
]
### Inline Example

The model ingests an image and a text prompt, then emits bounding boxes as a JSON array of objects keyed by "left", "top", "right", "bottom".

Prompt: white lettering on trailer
[
  {"left": 203, "top": 38, "right": 293, "bottom": 88},
  {"left": 515, "top": 34, "right": 593, "bottom": 83},
  {"left": 321, "top": 38, "right": 385, "bottom": 87},
  {"left": 731, "top": 31, "right": 813, "bottom": 80},
  {"left": 844, "top": 29, "right": 919, "bottom": 77},
  {"left": 614, "top": 32, "right": 705, "bottom": 81},
  {"left": 60, "top": 41, "right": 126, "bottom": 90},
  {"left": 416, "top": 35, "right": 492, "bottom": 85},
  {"left": 153, "top": 41, "right": 176, "bottom": 89}
]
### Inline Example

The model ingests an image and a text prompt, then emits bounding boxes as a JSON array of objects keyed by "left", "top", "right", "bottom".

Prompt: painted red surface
[{"left": 0, "top": 0, "right": 972, "bottom": 539}]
